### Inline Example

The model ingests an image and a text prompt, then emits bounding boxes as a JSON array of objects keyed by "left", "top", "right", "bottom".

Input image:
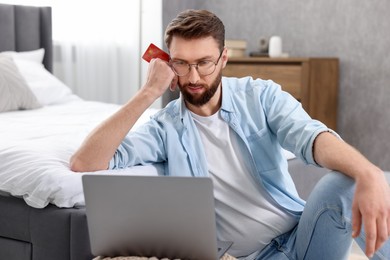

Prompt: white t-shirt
[{"left": 191, "top": 111, "right": 297, "bottom": 258}]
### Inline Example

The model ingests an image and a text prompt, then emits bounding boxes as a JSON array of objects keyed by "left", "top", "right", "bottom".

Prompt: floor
[{"left": 349, "top": 241, "right": 368, "bottom": 260}]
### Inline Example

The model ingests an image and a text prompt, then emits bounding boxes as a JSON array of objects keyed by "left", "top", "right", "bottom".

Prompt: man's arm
[
  {"left": 313, "top": 131, "right": 390, "bottom": 258},
  {"left": 70, "top": 59, "right": 176, "bottom": 172}
]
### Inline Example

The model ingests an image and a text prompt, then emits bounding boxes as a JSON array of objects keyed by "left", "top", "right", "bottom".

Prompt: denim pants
[{"left": 255, "top": 171, "right": 390, "bottom": 260}]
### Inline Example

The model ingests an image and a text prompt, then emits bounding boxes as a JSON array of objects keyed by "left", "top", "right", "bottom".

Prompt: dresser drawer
[
  {"left": 223, "top": 64, "right": 303, "bottom": 100},
  {"left": 222, "top": 57, "right": 338, "bottom": 130}
]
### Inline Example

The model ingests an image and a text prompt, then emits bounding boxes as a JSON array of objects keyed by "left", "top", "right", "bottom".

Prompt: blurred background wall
[{"left": 163, "top": 0, "right": 390, "bottom": 170}]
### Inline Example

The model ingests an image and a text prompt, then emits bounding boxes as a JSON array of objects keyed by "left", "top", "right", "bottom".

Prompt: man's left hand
[{"left": 351, "top": 170, "right": 390, "bottom": 258}]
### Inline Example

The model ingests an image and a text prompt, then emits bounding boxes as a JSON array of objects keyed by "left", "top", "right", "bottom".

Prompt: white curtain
[{"left": 1, "top": 0, "right": 163, "bottom": 106}]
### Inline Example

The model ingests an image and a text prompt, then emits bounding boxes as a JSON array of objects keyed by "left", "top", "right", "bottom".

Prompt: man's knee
[{"left": 308, "top": 171, "right": 355, "bottom": 208}]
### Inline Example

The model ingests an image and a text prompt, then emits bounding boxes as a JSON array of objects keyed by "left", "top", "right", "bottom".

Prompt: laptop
[{"left": 82, "top": 175, "right": 233, "bottom": 260}]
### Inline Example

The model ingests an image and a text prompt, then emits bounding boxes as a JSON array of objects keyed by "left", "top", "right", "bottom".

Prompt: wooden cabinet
[{"left": 223, "top": 57, "right": 339, "bottom": 130}]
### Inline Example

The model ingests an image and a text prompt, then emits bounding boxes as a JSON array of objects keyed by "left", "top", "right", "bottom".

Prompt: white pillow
[
  {"left": 13, "top": 59, "right": 75, "bottom": 105},
  {"left": 1, "top": 48, "right": 45, "bottom": 64},
  {"left": 0, "top": 55, "right": 42, "bottom": 112}
]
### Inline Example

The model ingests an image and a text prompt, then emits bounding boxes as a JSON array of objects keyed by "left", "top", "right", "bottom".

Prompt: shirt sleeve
[
  {"left": 108, "top": 119, "right": 167, "bottom": 169},
  {"left": 260, "top": 80, "right": 339, "bottom": 166}
]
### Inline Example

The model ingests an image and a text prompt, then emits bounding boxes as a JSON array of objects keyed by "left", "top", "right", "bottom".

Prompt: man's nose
[{"left": 188, "top": 65, "right": 200, "bottom": 84}]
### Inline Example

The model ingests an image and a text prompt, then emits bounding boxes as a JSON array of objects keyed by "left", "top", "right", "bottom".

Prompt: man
[{"left": 71, "top": 9, "right": 390, "bottom": 259}]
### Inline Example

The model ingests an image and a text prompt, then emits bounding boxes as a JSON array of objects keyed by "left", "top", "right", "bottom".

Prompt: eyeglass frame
[{"left": 169, "top": 50, "right": 224, "bottom": 77}]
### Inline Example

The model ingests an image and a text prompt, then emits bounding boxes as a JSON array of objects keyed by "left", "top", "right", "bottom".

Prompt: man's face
[{"left": 169, "top": 36, "right": 227, "bottom": 108}]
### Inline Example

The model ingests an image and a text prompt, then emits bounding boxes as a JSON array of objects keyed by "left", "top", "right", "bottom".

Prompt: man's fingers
[
  {"left": 363, "top": 216, "right": 377, "bottom": 258},
  {"left": 375, "top": 217, "right": 389, "bottom": 252},
  {"left": 352, "top": 203, "right": 361, "bottom": 238},
  {"left": 388, "top": 216, "right": 390, "bottom": 238}
]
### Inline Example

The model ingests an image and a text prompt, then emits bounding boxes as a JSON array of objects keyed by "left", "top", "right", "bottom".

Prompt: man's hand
[
  {"left": 313, "top": 132, "right": 390, "bottom": 257},
  {"left": 143, "top": 58, "right": 177, "bottom": 99},
  {"left": 352, "top": 171, "right": 390, "bottom": 258}
]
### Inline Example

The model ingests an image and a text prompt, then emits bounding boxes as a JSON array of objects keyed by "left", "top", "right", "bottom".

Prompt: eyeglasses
[{"left": 170, "top": 51, "right": 223, "bottom": 77}]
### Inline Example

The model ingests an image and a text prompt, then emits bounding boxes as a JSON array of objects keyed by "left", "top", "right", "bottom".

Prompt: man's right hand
[{"left": 143, "top": 58, "right": 177, "bottom": 99}]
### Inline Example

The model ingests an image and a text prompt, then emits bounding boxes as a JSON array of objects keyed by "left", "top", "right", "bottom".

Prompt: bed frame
[
  {"left": 0, "top": 3, "right": 53, "bottom": 72},
  {"left": 0, "top": 4, "right": 93, "bottom": 260},
  {"left": 0, "top": 3, "right": 332, "bottom": 260}
]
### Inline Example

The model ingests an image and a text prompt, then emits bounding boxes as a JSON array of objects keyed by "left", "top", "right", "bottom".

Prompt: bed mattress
[{"left": 0, "top": 99, "right": 162, "bottom": 208}]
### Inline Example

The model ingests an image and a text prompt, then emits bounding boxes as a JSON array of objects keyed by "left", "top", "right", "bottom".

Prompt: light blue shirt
[{"left": 109, "top": 76, "right": 331, "bottom": 215}]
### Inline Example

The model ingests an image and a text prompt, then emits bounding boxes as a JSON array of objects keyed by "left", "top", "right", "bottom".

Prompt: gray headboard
[{"left": 0, "top": 3, "right": 53, "bottom": 72}]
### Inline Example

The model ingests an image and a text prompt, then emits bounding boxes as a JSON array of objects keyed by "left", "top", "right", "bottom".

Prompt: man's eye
[
  {"left": 198, "top": 60, "right": 211, "bottom": 67},
  {"left": 173, "top": 61, "right": 186, "bottom": 66}
]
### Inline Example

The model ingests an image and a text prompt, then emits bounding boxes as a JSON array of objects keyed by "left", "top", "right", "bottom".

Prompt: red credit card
[{"left": 142, "top": 43, "right": 170, "bottom": 63}]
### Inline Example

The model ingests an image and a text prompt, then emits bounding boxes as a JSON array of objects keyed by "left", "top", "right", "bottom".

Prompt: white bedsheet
[
  {"left": 0, "top": 99, "right": 297, "bottom": 209},
  {"left": 0, "top": 100, "right": 161, "bottom": 208}
]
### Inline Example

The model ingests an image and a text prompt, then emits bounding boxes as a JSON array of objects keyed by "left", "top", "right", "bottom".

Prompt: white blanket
[
  {"left": 0, "top": 98, "right": 298, "bottom": 209},
  {"left": 0, "top": 99, "right": 161, "bottom": 208}
]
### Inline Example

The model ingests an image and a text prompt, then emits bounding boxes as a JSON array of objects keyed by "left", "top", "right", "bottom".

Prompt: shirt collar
[{"left": 220, "top": 77, "right": 234, "bottom": 113}]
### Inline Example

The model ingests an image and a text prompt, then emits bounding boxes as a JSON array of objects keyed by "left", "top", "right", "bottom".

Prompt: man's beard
[{"left": 178, "top": 70, "right": 222, "bottom": 107}]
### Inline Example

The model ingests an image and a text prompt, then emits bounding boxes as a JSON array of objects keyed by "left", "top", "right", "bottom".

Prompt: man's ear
[{"left": 221, "top": 47, "right": 229, "bottom": 68}]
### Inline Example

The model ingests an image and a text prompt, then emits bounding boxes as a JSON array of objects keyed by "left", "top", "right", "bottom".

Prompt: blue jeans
[{"left": 255, "top": 171, "right": 390, "bottom": 260}]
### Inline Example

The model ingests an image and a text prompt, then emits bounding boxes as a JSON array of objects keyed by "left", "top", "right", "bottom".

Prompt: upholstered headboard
[{"left": 0, "top": 3, "right": 52, "bottom": 72}]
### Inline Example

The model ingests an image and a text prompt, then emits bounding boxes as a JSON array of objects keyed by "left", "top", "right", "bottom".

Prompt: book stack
[{"left": 225, "top": 39, "right": 247, "bottom": 57}]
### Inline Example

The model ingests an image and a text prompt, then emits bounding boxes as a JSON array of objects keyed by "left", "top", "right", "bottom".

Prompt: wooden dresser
[{"left": 223, "top": 57, "right": 339, "bottom": 130}]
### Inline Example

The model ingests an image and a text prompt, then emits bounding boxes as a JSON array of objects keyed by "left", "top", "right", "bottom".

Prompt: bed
[
  {"left": 0, "top": 4, "right": 162, "bottom": 260},
  {"left": 0, "top": 3, "right": 333, "bottom": 260},
  {"left": 0, "top": 5, "right": 90, "bottom": 260}
]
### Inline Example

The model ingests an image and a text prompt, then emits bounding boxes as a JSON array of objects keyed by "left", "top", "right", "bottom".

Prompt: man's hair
[{"left": 164, "top": 9, "right": 225, "bottom": 52}]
